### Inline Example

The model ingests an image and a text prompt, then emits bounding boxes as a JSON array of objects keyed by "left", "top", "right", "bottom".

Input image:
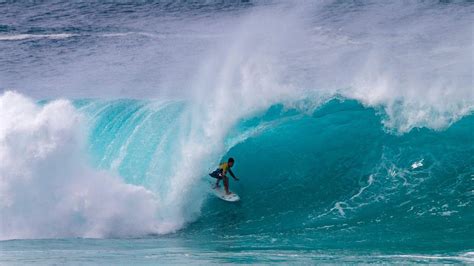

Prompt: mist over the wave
[{"left": 0, "top": 1, "right": 472, "bottom": 131}]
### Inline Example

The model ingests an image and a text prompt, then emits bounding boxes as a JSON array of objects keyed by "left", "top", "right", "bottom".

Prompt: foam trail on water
[
  {"left": 0, "top": 91, "right": 162, "bottom": 239},
  {"left": 0, "top": 33, "right": 76, "bottom": 41}
]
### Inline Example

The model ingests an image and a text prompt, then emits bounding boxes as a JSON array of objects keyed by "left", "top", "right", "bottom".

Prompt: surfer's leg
[
  {"left": 217, "top": 172, "right": 224, "bottom": 186},
  {"left": 224, "top": 176, "right": 230, "bottom": 194}
]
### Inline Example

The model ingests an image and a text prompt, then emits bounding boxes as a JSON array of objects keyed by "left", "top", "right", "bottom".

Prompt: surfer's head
[{"left": 228, "top": 157, "right": 235, "bottom": 167}]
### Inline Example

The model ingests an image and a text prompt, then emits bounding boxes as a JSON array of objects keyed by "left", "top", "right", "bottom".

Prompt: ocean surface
[{"left": 1, "top": 1, "right": 473, "bottom": 264}]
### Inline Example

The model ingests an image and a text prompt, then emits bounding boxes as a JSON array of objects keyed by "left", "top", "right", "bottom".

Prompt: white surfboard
[{"left": 212, "top": 184, "right": 240, "bottom": 202}]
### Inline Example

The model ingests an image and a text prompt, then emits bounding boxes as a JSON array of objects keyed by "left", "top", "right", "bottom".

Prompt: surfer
[{"left": 209, "top": 157, "right": 239, "bottom": 195}]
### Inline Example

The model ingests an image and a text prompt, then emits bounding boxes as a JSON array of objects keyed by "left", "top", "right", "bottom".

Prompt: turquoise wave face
[
  {"left": 76, "top": 99, "right": 187, "bottom": 191},
  {"left": 194, "top": 100, "right": 473, "bottom": 252},
  {"left": 75, "top": 98, "right": 473, "bottom": 252}
]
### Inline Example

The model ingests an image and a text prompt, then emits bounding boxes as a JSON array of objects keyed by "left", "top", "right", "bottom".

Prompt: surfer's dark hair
[{"left": 228, "top": 157, "right": 235, "bottom": 163}]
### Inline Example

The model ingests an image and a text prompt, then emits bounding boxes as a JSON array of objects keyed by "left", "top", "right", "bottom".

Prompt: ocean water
[{"left": 1, "top": 1, "right": 473, "bottom": 264}]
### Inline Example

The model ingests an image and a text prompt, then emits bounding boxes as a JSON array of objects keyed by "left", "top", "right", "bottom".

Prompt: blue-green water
[
  {"left": 1, "top": 0, "right": 473, "bottom": 264},
  {"left": 3, "top": 97, "right": 472, "bottom": 264},
  {"left": 1, "top": 238, "right": 473, "bottom": 264},
  {"left": 80, "top": 98, "right": 474, "bottom": 252}
]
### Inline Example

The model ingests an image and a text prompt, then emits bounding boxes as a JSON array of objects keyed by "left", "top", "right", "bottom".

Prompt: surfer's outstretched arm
[{"left": 228, "top": 169, "right": 239, "bottom": 181}]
